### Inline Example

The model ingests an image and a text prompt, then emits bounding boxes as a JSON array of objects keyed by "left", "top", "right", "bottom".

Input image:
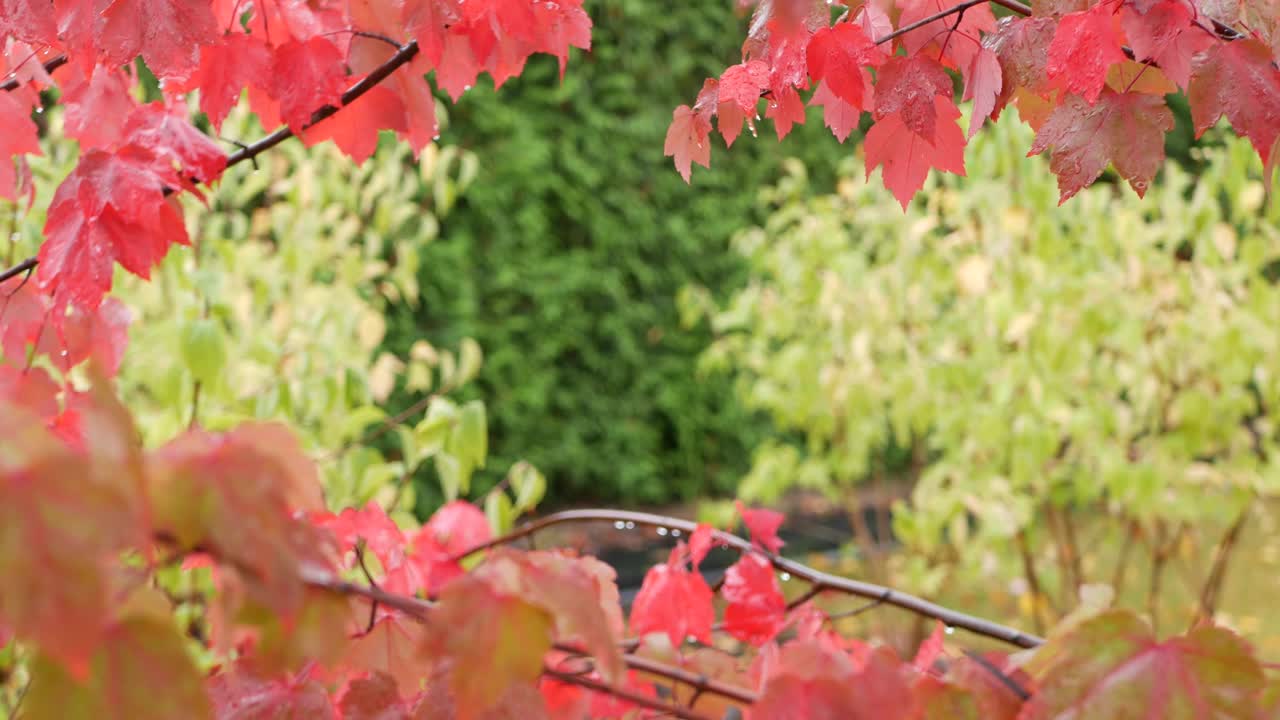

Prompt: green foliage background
[
  {"left": 690, "top": 110, "right": 1280, "bottom": 640},
  {"left": 382, "top": 0, "right": 848, "bottom": 505}
]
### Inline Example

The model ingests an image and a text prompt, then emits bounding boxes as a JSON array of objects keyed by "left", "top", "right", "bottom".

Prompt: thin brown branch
[
  {"left": 1194, "top": 500, "right": 1252, "bottom": 627},
  {"left": 1015, "top": 530, "right": 1049, "bottom": 634},
  {"left": 455, "top": 509, "right": 1045, "bottom": 649},
  {"left": 555, "top": 643, "right": 759, "bottom": 707},
  {"left": 541, "top": 667, "right": 716, "bottom": 720},
  {"left": 0, "top": 54, "right": 68, "bottom": 93}
]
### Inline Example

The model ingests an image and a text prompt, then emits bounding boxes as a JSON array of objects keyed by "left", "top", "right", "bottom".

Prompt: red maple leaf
[
  {"left": 1189, "top": 38, "right": 1280, "bottom": 164},
  {"left": 38, "top": 147, "right": 189, "bottom": 311},
  {"left": 175, "top": 33, "right": 273, "bottom": 132},
  {"left": 736, "top": 500, "right": 786, "bottom": 553},
  {"left": 0, "top": 88, "right": 38, "bottom": 201},
  {"left": 310, "top": 501, "right": 408, "bottom": 571},
  {"left": 121, "top": 101, "right": 227, "bottom": 185},
  {"left": 208, "top": 664, "right": 336, "bottom": 719},
  {"left": 806, "top": 22, "right": 883, "bottom": 110},
  {"left": 0, "top": 0, "right": 57, "bottom": 46},
  {"left": 665, "top": 104, "right": 713, "bottom": 183},
  {"left": 874, "top": 55, "right": 955, "bottom": 142},
  {"left": 897, "top": 0, "right": 997, "bottom": 72},
  {"left": 94, "top": 0, "right": 218, "bottom": 81},
  {"left": 629, "top": 543, "right": 715, "bottom": 647},
  {"left": 986, "top": 16, "right": 1057, "bottom": 119},
  {"left": 809, "top": 80, "right": 863, "bottom": 143},
  {"left": 60, "top": 63, "right": 137, "bottom": 151},
  {"left": 866, "top": 96, "right": 967, "bottom": 209},
  {"left": 912, "top": 621, "right": 947, "bottom": 672},
  {"left": 1045, "top": 3, "right": 1127, "bottom": 104},
  {"left": 1029, "top": 89, "right": 1174, "bottom": 202},
  {"left": 766, "top": 85, "right": 808, "bottom": 139},
  {"left": 721, "top": 553, "right": 786, "bottom": 645},
  {"left": 1121, "top": 0, "right": 1214, "bottom": 90},
  {"left": 269, "top": 37, "right": 348, "bottom": 133},
  {"left": 963, "top": 46, "right": 1003, "bottom": 138},
  {"left": 718, "top": 60, "right": 771, "bottom": 146}
]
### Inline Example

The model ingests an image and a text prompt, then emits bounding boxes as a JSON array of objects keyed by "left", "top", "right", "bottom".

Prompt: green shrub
[
  {"left": 383, "top": 0, "right": 849, "bottom": 505},
  {"left": 691, "top": 110, "right": 1280, "bottom": 629}
]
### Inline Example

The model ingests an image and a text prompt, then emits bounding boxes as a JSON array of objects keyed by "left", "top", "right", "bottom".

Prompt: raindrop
[
  {"left": 463, "top": 85, "right": 472, "bottom": 91},
  {"left": 59, "top": 350, "right": 67, "bottom": 357},
  {"left": 614, "top": 521, "right": 626, "bottom": 530},
  {"left": 670, "top": 528, "right": 681, "bottom": 537},
  {"left": 432, "top": 134, "right": 440, "bottom": 141},
  {"left": 657, "top": 527, "right": 669, "bottom": 536},
  {"left": 944, "top": 626, "right": 955, "bottom": 635},
  {"left": 779, "top": 572, "right": 791, "bottom": 581},
  {"left": 624, "top": 521, "right": 635, "bottom": 530}
]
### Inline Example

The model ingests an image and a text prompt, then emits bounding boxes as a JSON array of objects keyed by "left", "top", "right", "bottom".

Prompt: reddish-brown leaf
[
  {"left": 95, "top": 0, "right": 218, "bottom": 80},
  {"left": 963, "top": 47, "right": 1003, "bottom": 139},
  {"left": 865, "top": 96, "right": 966, "bottom": 209},
  {"left": 1046, "top": 4, "right": 1127, "bottom": 104},
  {"left": 1028, "top": 89, "right": 1173, "bottom": 202},
  {"left": 1121, "top": 0, "right": 1213, "bottom": 90},
  {"left": 874, "top": 54, "right": 955, "bottom": 143},
  {"left": 664, "top": 104, "right": 712, "bottom": 183},
  {"left": 425, "top": 573, "right": 554, "bottom": 719},
  {"left": 1021, "top": 610, "right": 1263, "bottom": 719},
  {"left": 208, "top": 663, "right": 337, "bottom": 720},
  {"left": 1189, "top": 39, "right": 1280, "bottom": 164}
]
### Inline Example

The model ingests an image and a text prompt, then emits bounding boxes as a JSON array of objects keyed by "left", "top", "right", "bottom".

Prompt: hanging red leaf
[
  {"left": 665, "top": 104, "right": 712, "bottom": 183},
  {"left": 866, "top": 96, "right": 967, "bottom": 209},
  {"left": 897, "top": 0, "right": 996, "bottom": 72},
  {"left": 718, "top": 60, "right": 771, "bottom": 146},
  {"left": 913, "top": 621, "right": 946, "bottom": 672},
  {"left": 1029, "top": 89, "right": 1173, "bottom": 202},
  {"left": 38, "top": 147, "right": 188, "bottom": 311},
  {"left": 736, "top": 500, "right": 786, "bottom": 553},
  {"left": 963, "top": 47, "right": 1002, "bottom": 138},
  {"left": 1189, "top": 39, "right": 1280, "bottom": 164},
  {"left": 121, "top": 101, "right": 228, "bottom": 185},
  {"left": 1045, "top": 3, "right": 1127, "bottom": 104},
  {"left": 809, "top": 80, "right": 863, "bottom": 142},
  {"left": 1121, "top": 0, "right": 1213, "bottom": 90},
  {"left": 269, "top": 37, "right": 349, "bottom": 133},
  {"left": 176, "top": 33, "right": 273, "bottom": 131},
  {"left": 94, "top": 0, "right": 219, "bottom": 80},
  {"left": 874, "top": 54, "right": 955, "bottom": 142},
  {"left": 805, "top": 22, "right": 883, "bottom": 110},
  {"left": 60, "top": 63, "right": 137, "bottom": 151},
  {"left": 629, "top": 543, "right": 715, "bottom": 647},
  {"left": 0, "top": 88, "right": 38, "bottom": 201},
  {"left": 766, "top": 85, "right": 808, "bottom": 139},
  {"left": 722, "top": 553, "right": 787, "bottom": 645}
]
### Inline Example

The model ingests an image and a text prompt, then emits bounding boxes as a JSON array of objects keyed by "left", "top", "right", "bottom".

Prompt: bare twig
[
  {"left": 454, "top": 509, "right": 1045, "bottom": 649},
  {"left": 1194, "top": 501, "right": 1252, "bottom": 627},
  {"left": 542, "top": 667, "right": 716, "bottom": 720}
]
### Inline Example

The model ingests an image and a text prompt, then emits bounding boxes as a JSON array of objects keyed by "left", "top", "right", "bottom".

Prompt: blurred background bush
[
  {"left": 687, "top": 112, "right": 1280, "bottom": 647},
  {"left": 380, "top": 0, "right": 849, "bottom": 506}
]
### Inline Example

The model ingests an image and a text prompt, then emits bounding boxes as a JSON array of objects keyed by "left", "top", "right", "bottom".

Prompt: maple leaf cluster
[
  {"left": 3, "top": 382, "right": 1277, "bottom": 720},
  {"left": 0, "top": 0, "right": 590, "bottom": 398},
  {"left": 667, "top": 0, "right": 1280, "bottom": 208}
]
